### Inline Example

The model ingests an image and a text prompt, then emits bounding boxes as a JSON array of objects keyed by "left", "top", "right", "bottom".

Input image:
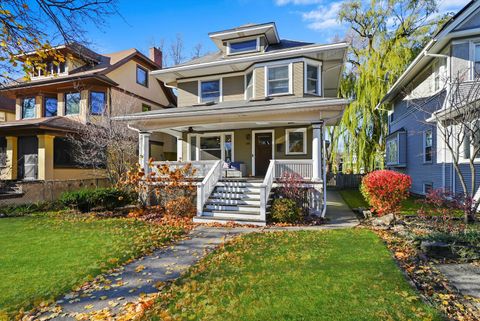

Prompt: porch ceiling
[{"left": 116, "top": 97, "right": 349, "bottom": 133}]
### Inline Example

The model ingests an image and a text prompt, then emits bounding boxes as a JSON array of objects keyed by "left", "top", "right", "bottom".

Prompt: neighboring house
[
  {"left": 0, "top": 43, "right": 177, "bottom": 203},
  {"left": 381, "top": 0, "right": 480, "bottom": 198},
  {"left": 118, "top": 22, "right": 349, "bottom": 225}
]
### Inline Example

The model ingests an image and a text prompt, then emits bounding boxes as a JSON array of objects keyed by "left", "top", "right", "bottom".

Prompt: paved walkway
[
  {"left": 38, "top": 190, "right": 357, "bottom": 320},
  {"left": 436, "top": 263, "right": 480, "bottom": 309}
]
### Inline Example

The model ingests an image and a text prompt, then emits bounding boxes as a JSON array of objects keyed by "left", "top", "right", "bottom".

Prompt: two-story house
[
  {"left": 381, "top": 0, "right": 480, "bottom": 200},
  {"left": 118, "top": 22, "right": 350, "bottom": 225},
  {"left": 0, "top": 43, "right": 177, "bottom": 204}
]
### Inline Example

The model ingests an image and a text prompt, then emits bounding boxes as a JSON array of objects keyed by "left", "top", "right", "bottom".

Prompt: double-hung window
[
  {"left": 136, "top": 65, "right": 148, "bottom": 87},
  {"left": 305, "top": 64, "right": 320, "bottom": 95},
  {"left": 463, "top": 120, "right": 480, "bottom": 159},
  {"left": 386, "top": 137, "right": 399, "bottom": 165},
  {"left": 44, "top": 97, "right": 57, "bottom": 117},
  {"left": 245, "top": 71, "right": 254, "bottom": 100},
  {"left": 424, "top": 129, "right": 433, "bottom": 163},
  {"left": 65, "top": 92, "right": 80, "bottom": 115},
  {"left": 267, "top": 65, "right": 290, "bottom": 96},
  {"left": 474, "top": 44, "right": 480, "bottom": 79},
  {"left": 200, "top": 80, "right": 221, "bottom": 103},
  {"left": 90, "top": 91, "right": 106, "bottom": 115},
  {"left": 22, "top": 97, "right": 36, "bottom": 119}
]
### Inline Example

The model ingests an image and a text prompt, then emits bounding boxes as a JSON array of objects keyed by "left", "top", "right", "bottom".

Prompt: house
[
  {"left": 117, "top": 22, "right": 350, "bottom": 225},
  {"left": 380, "top": 0, "right": 480, "bottom": 199},
  {"left": 0, "top": 43, "right": 177, "bottom": 204}
]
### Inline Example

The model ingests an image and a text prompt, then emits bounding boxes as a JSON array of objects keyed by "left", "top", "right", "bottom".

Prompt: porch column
[
  {"left": 37, "top": 134, "right": 55, "bottom": 180},
  {"left": 177, "top": 137, "right": 184, "bottom": 161},
  {"left": 5, "top": 136, "right": 18, "bottom": 180},
  {"left": 312, "top": 122, "right": 324, "bottom": 182},
  {"left": 139, "top": 132, "right": 151, "bottom": 174}
]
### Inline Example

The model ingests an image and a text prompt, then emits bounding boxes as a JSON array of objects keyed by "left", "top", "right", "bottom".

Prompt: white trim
[
  {"left": 252, "top": 129, "right": 275, "bottom": 176},
  {"left": 198, "top": 78, "right": 223, "bottom": 104},
  {"left": 386, "top": 134, "right": 400, "bottom": 166},
  {"left": 285, "top": 127, "right": 307, "bottom": 155},
  {"left": 265, "top": 63, "right": 293, "bottom": 97},
  {"left": 226, "top": 36, "right": 261, "bottom": 55},
  {"left": 423, "top": 129, "right": 433, "bottom": 163},
  {"left": 304, "top": 62, "right": 322, "bottom": 96},
  {"left": 209, "top": 23, "right": 279, "bottom": 42},
  {"left": 244, "top": 70, "right": 255, "bottom": 100}
]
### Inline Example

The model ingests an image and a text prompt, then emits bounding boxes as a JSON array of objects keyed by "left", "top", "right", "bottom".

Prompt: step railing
[
  {"left": 197, "top": 160, "right": 223, "bottom": 216},
  {"left": 259, "top": 160, "right": 275, "bottom": 222}
]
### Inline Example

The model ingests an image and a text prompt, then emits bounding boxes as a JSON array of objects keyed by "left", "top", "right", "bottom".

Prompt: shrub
[
  {"left": 165, "top": 196, "right": 196, "bottom": 217},
  {"left": 360, "top": 170, "right": 411, "bottom": 216},
  {"left": 0, "top": 201, "right": 62, "bottom": 217},
  {"left": 60, "top": 188, "right": 134, "bottom": 212},
  {"left": 277, "top": 172, "right": 309, "bottom": 213},
  {"left": 270, "top": 198, "right": 302, "bottom": 223}
]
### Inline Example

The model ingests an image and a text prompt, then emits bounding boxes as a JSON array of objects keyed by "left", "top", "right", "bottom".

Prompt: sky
[{"left": 84, "top": 0, "right": 470, "bottom": 61}]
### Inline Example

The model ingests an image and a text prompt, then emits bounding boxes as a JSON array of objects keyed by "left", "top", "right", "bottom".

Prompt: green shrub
[
  {"left": 270, "top": 198, "right": 302, "bottom": 223},
  {"left": 0, "top": 201, "right": 62, "bottom": 217},
  {"left": 60, "top": 188, "right": 134, "bottom": 212}
]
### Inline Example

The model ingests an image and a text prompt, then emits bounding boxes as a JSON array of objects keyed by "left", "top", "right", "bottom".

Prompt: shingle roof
[
  {"left": 0, "top": 95, "right": 15, "bottom": 112},
  {"left": 0, "top": 116, "right": 82, "bottom": 132}
]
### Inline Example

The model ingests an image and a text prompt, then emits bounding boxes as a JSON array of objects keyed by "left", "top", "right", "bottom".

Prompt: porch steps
[{"left": 194, "top": 178, "right": 269, "bottom": 226}]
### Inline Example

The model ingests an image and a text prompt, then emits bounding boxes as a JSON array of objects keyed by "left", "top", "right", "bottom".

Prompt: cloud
[
  {"left": 301, "top": 2, "right": 344, "bottom": 31},
  {"left": 437, "top": 0, "right": 470, "bottom": 13},
  {"left": 274, "top": 0, "right": 323, "bottom": 5}
]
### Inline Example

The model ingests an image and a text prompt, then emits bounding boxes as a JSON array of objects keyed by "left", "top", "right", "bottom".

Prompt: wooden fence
[{"left": 326, "top": 173, "right": 363, "bottom": 189}]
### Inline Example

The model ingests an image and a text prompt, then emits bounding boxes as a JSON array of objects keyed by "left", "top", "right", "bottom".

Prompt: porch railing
[
  {"left": 151, "top": 160, "right": 218, "bottom": 178},
  {"left": 196, "top": 160, "right": 223, "bottom": 216},
  {"left": 260, "top": 160, "right": 275, "bottom": 222},
  {"left": 274, "top": 159, "right": 313, "bottom": 180}
]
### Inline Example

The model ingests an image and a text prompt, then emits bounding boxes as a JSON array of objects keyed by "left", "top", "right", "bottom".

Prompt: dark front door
[
  {"left": 18, "top": 136, "right": 38, "bottom": 180},
  {"left": 254, "top": 132, "right": 272, "bottom": 176}
]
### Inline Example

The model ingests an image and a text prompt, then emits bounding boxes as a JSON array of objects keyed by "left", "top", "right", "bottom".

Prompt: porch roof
[
  {"left": 0, "top": 116, "right": 80, "bottom": 135},
  {"left": 114, "top": 96, "right": 349, "bottom": 132}
]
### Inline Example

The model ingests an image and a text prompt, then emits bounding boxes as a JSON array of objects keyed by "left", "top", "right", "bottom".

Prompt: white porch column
[
  {"left": 177, "top": 137, "right": 184, "bottom": 161},
  {"left": 312, "top": 122, "right": 323, "bottom": 181},
  {"left": 139, "top": 132, "right": 151, "bottom": 173}
]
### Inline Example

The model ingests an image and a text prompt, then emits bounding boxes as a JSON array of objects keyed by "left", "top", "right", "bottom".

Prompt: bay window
[
  {"left": 65, "top": 92, "right": 80, "bottom": 115},
  {"left": 267, "top": 65, "right": 290, "bottom": 95},
  {"left": 200, "top": 80, "right": 221, "bottom": 103},
  {"left": 305, "top": 64, "right": 320, "bottom": 95},
  {"left": 22, "top": 97, "right": 36, "bottom": 119}
]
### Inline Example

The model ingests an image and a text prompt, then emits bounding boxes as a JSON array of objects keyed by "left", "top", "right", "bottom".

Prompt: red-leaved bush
[{"left": 360, "top": 170, "right": 411, "bottom": 216}]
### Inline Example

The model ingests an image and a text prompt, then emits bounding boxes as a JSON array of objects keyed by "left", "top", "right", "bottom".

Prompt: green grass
[
  {"left": 0, "top": 213, "right": 184, "bottom": 318},
  {"left": 146, "top": 229, "right": 441, "bottom": 321},
  {"left": 339, "top": 189, "right": 422, "bottom": 215}
]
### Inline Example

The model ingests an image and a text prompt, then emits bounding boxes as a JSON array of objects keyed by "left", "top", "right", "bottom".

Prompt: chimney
[{"left": 149, "top": 47, "right": 163, "bottom": 69}]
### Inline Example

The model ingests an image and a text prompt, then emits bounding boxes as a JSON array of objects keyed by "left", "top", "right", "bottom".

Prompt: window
[
  {"left": 65, "top": 92, "right": 80, "bottom": 115},
  {"left": 188, "top": 133, "right": 234, "bottom": 162},
  {"left": 58, "top": 61, "right": 66, "bottom": 73},
  {"left": 90, "top": 91, "right": 106, "bottom": 115},
  {"left": 286, "top": 128, "right": 307, "bottom": 155},
  {"left": 228, "top": 38, "right": 258, "bottom": 55},
  {"left": 267, "top": 65, "right": 290, "bottom": 96},
  {"left": 306, "top": 64, "right": 320, "bottom": 95},
  {"left": 54, "top": 137, "right": 105, "bottom": 168},
  {"left": 44, "top": 97, "right": 57, "bottom": 117},
  {"left": 424, "top": 129, "right": 433, "bottom": 163},
  {"left": 224, "top": 134, "right": 233, "bottom": 163},
  {"left": 433, "top": 58, "right": 446, "bottom": 91},
  {"left": 200, "top": 80, "right": 221, "bottom": 103},
  {"left": 386, "top": 137, "right": 399, "bottom": 165},
  {"left": 200, "top": 136, "right": 222, "bottom": 160},
  {"left": 423, "top": 183, "right": 433, "bottom": 195},
  {"left": 245, "top": 71, "right": 254, "bottom": 100},
  {"left": 463, "top": 120, "right": 480, "bottom": 159},
  {"left": 136, "top": 65, "right": 148, "bottom": 87},
  {"left": 475, "top": 44, "right": 480, "bottom": 79},
  {"left": 142, "top": 104, "right": 151, "bottom": 112},
  {"left": 189, "top": 135, "right": 197, "bottom": 161},
  {"left": 0, "top": 137, "right": 6, "bottom": 167},
  {"left": 22, "top": 97, "right": 35, "bottom": 119}
]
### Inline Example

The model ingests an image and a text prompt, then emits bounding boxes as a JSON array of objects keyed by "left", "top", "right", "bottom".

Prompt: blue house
[{"left": 380, "top": 0, "right": 480, "bottom": 201}]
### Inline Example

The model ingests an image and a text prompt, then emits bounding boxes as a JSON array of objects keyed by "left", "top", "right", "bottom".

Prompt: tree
[
  {"left": 407, "top": 70, "right": 480, "bottom": 223},
  {"left": 335, "top": 0, "right": 444, "bottom": 173},
  {"left": 169, "top": 33, "right": 185, "bottom": 66},
  {"left": 191, "top": 43, "right": 203, "bottom": 59},
  {"left": 0, "top": 0, "right": 117, "bottom": 84}
]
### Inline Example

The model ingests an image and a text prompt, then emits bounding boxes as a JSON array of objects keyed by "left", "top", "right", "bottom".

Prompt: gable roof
[{"left": 380, "top": 0, "right": 479, "bottom": 106}]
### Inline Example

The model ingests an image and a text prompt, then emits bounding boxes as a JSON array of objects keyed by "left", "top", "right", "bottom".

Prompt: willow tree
[{"left": 334, "top": 0, "right": 443, "bottom": 173}]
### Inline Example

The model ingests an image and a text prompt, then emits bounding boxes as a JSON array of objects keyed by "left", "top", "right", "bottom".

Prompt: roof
[
  {"left": 380, "top": 0, "right": 479, "bottom": 106},
  {"left": 0, "top": 116, "right": 82, "bottom": 133},
  {"left": 208, "top": 22, "right": 280, "bottom": 49},
  {"left": 0, "top": 95, "right": 15, "bottom": 113}
]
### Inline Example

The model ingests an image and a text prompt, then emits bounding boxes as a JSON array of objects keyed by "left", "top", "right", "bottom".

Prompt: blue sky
[{"left": 85, "top": 0, "right": 470, "bottom": 60}]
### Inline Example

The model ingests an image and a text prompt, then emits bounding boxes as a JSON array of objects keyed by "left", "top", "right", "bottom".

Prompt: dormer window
[{"left": 227, "top": 38, "right": 260, "bottom": 55}]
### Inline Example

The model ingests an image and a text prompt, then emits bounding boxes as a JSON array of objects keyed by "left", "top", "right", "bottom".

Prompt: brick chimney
[{"left": 149, "top": 47, "right": 163, "bottom": 68}]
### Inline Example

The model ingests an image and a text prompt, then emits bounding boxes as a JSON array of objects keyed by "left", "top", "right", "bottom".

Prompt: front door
[
  {"left": 254, "top": 132, "right": 272, "bottom": 176},
  {"left": 18, "top": 136, "right": 38, "bottom": 180}
]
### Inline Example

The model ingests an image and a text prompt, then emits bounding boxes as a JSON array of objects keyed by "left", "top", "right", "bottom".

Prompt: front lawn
[
  {"left": 0, "top": 213, "right": 185, "bottom": 318},
  {"left": 339, "top": 188, "right": 422, "bottom": 215},
  {"left": 146, "top": 229, "right": 441, "bottom": 321}
]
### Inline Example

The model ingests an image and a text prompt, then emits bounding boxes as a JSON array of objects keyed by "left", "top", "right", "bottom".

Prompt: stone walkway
[
  {"left": 436, "top": 263, "right": 480, "bottom": 309},
  {"left": 38, "top": 190, "right": 357, "bottom": 320}
]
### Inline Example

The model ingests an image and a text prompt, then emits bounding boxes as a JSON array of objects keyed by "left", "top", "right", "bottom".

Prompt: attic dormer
[{"left": 208, "top": 22, "right": 280, "bottom": 56}]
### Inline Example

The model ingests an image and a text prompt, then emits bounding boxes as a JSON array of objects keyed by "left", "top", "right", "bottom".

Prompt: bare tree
[
  {"left": 0, "top": 0, "right": 118, "bottom": 85},
  {"left": 407, "top": 68, "right": 480, "bottom": 223},
  {"left": 169, "top": 33, "right": 185, "bottom": 66},
  {"left": 191, "top": 43, "right": 203, "bottom": 59}
]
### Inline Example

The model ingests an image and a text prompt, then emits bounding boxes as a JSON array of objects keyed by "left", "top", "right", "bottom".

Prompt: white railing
[
  {"left": 151, "top": 160, "right": 217, "bottom": 178},
  {"left": 274, "top": 159, "right": 313, "bottom": 180},
  {"left": 196, "top": 160, "right": 223, "bottom": 216},
  {"left": 259, "top": 160, "right": 276, "bottom": 222}
]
